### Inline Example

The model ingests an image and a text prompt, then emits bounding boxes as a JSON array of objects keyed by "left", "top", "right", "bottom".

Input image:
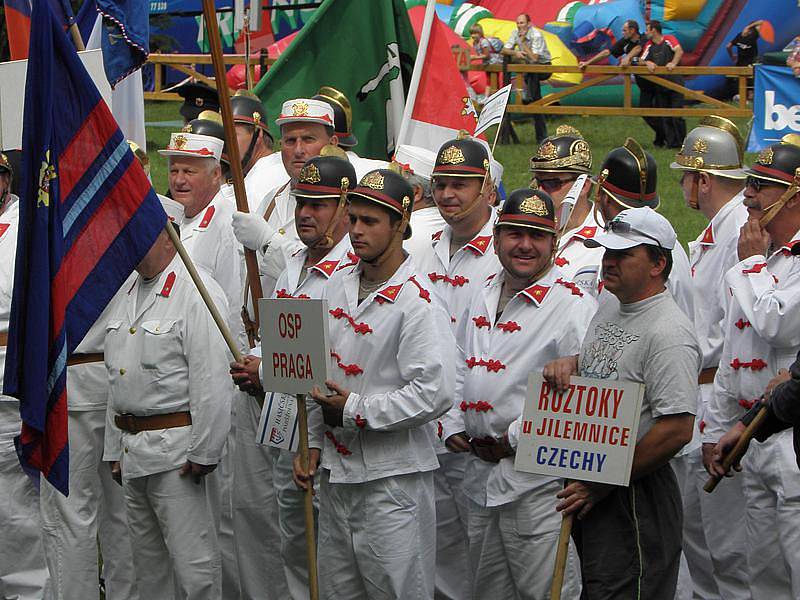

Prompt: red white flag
[{"left": 397, "top": 3, "right": 479, "bottom": 151}]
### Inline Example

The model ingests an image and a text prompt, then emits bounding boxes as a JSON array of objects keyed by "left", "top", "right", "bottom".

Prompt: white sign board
[
  {"left": 515, "top": 374, "right": 644, "bottom": 486},
  {"left": 0, "top": 50, "right": 112, "bottom": 150},
  {"left": 258, "top": 298, "right": 330, "bottom": 395}
]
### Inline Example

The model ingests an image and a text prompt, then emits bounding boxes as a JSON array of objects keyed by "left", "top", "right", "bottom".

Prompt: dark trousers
[
  {"left": 523, "top": 72, "right": 548, "bottom": 142},
  {"left": 639, "top": 85, "right": 686, "bottom": 147},
  {"left": 572, "top": 464, "right": 683, "bottom": 600}
]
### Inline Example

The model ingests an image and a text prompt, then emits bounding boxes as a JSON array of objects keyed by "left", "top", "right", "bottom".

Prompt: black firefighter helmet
[
  {"left": 349, "top": 168, "right": 415, "bottom": 240},
  {"left": 432, "top": 137, "right": 489, "bottom": 179},
  {"left": 744, "top": 138, "right": 800, "bottom": 187},
  {"left": 496, "top": 188, "right": 558, "bottom": 234},
  {"left": 293, "top": 153, "right": 357, "bottom": 200},
  {"left": 230, "top": 90, "right": 273, "bottom": 142},
  {"left": 596, "top": 138, "right": 659, "bottom": 209}
]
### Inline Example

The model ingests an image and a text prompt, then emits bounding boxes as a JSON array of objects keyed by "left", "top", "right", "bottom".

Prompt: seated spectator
[{"left": 470, "top": 24, "right": 503, "bottom": 66}]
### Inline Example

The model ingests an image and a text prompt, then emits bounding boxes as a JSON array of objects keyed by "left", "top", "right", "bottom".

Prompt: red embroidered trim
[
  {"left": 428, "top": 272, "right": 469, "bottom": 287},
  {"left": 742, "top": 262, "right": 767, "bottom": 275},
  {"left": 330, "top": 308, "right": 373, "bottom": 335},
  {"left": 354, "top": 415, "right": 367, "bottom": 429},
  {"left": 330, "top": 351, "right": 363, "bottom": 376},
  {"left": 730, "top": 358, "right": 767, "bottom": 371},
  {"left": 735, "top": 319, "right": 751, "bottom": 330},
  {"left": 459, "top": 400, "right": 494, "bottom": 412},
  {"left": 473, "top": 316, "right": 491, "bottom": 329},
  {"left": 408, "top": 276, "right": 431, "bottom": 302},
  {"left": 437, "top": 421, "right": 443, "bottom": 439},
  {"left": 555, "top": 256, "right": 569, "bottom": 267},
  {"left": 276, "top": 289, "right": 310, "bottom": 300},
  {"left": 466, "top": 357, "right": 506, "bottom": 372},
  {"left": 325, "top": 431, "right": 352, "bottom": 456},
  {"left": 555, "top": 278, "right": 584, "bottom": 297},
  {"left": 496, "top": 321, "right": 521, "bottom": 333},
  {"left": 699, "top": 419, "right": 706, "bottom": 433},
  {"left": 738, "top": 399, "right": 756, "bottom": 410}
]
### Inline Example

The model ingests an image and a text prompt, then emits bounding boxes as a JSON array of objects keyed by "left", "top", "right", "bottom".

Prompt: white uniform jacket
[
  {"left": 103, "top": 256, "right": 231, "bottom": 480},
  {"left": 442, "top": 267, "right": 597, "bottom": 507},
  {"left": 413, "top": 207, "right": 501, "bottom": 327},
  {"left": 704, "top": 233, "right": 800, "bottom": 443},
  {"left": 345, "top": 150, "right": 388, "bottom": 180},
  {"left": 0, "top": 199, "right": 19, "bottom": 439},
  {"left": 254, "top": 183, "right": 304, "bottom": 296},
  {"left": 245, "top": 153, "right": 289, "bottom": 212},
  {"left": 308, "top": 256, "right": 456, "bottom": 484},
  {"left": 181, "top": 195, "right": 245, "bottom": 351},
  {"left": 404, "top": 207, "right": 447, "bottom": 260},
  {"left": 555, "top": 212, "right": 605, "bottom": 296}
]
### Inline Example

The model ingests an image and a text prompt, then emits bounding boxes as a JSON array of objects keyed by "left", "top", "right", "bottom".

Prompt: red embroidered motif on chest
[
  {"left": 734, "top": 319, "right": 751, "bottom": 330},
  {"left": 330, "top": 350, "right": 363, "bottom": 376},
  {"left": 429, "top": 272, "right": 469, "bottom": 287},
  {"left": 554, "top": 256, "right": 569, "bottom": 267},
  {"left": 465, "top": 357, "right": 506, "bottom": 372},
  {"left": 325, "top": 431, "right": 352, "bottom": 456},
  {"left": 472, "top": 315, "right": 491, "bottom": 329},
  {"left": 276, "top": 289, "right": 310, "bottom": 300},
  {"left": 738, "top": 399, "right": 756, "bottom": 410},
  {"left": 555, "top": 278, "right": 583, "bottom": 297},
  {"left": 0, "top": 223, "right": 9, "bottom": 238},
  {"left": 730, "top": 358, "right": 767, "bottom": 371},
  {"left": 159, "top": 272, "right": 177, "bottom": 297},
  {"left": 354, "top": 415, "right": 367, "bottom": 429},
  {"left": 496, "top": 321, "right": 521, "bottom": 333},
  {"left": 437, "top": 421, "right": 443, "bottom": 439},
  {"left": 199, "top": 205, "right": 215, "bottom": 229},
  {"left": 407, "top": 276, "right": 431, "bottom": 302},
  {"left": 459, "top": 400, "right": 494, "bottom": 412},
  {"left": 742, "top": 262, "right": 767, "bottom": 275},
  {"left": 329, "top": 308, "right": 372, "bottom": 335}
]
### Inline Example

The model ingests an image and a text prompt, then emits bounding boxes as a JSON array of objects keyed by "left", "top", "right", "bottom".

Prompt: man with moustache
[
  {"left": 442, "top": 188, "right": 596, "bottom": 599},
  {"left": 706, "top": 140, "right": 800, "bottom": 598},
  {"left": 529, "top": 126, "right": 605, "bottom": 294},
  {"left": 669, "top": 116, "right": 750, "bottom": 599},
  {"left": 545, "top": 206, "right": 700, "bottom": 599},
  {"left": 293, "top": 168, "right": 455, "bottom": 599},
  {"left": 229, "top": 153, "right": 357, "bottom": 599}
]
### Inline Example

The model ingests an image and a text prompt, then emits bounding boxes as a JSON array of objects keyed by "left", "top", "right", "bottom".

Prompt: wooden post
[
  {"left": 296, "top": 393, "right": 320, "bottom": 600},
  {"left": 164, "top": 223, "right": 243, "bottom": 363},
  {"left": 704, "top": 406, "right": 768, "bottom": 493},
  {"left": 200, "top": 0, "right": 265, "bottom": 337},
  {"left": 550, "top": 512, "right": 574, "bottom": 600},
  {"left": 68, "top": 24, "right": 85, "bottom": 52}
]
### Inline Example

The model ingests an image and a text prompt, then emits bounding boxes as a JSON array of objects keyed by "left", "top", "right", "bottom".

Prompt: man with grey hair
[
  {"left": 398, "top": 144, "right": 445, "bottom": 258},
  {"left": 670, "top": 116, "right": 749, "bottom": 599}
]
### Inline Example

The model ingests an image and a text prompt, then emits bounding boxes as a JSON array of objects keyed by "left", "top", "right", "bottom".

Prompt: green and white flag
[
  {"left": 254, "top": 0, "right": 417, "bottom": 160},
  {"left": 197, "top": 13, "right": 236, "bottom": 52}
]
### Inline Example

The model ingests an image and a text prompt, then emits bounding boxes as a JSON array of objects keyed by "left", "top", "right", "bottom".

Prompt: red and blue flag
[
  {"left": 3, "top": 0, "right": 166, "bottom": 495},
  {"left": 3, "top": 0, "right": 32, "bottom": 60}
]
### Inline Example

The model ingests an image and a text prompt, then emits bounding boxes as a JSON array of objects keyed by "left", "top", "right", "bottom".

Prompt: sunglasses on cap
[
  {"left": 745, "top": 176, "right": 782, "bottom": 193},
  {"left": 605, "top": 219, "right": 664, "bottom": 249}
]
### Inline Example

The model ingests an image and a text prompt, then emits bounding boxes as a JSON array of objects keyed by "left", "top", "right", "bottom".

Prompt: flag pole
[
  {"left": 296, "top": 393, "right": 320, "bottom": 600},
  {"left": 164, "top": 223, "right": 243, "bottom": 363},
  {"left": 201, "top": 0, "right": 264, "bottom": 340},
  {"left": 395, "top": 0, "right": 436, "bottom": 148}
]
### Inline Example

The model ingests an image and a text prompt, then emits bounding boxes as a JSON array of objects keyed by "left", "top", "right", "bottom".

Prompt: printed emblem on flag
[
  {"left": 37, "top": 151, "right": 56, "bottom": 207},
  {"left": 269, "top": 427, "right": 285, "bottom": 445}
]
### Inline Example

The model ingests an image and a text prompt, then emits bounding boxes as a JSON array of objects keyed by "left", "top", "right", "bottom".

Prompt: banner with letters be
[
  {"left": 515, "top": 374, "right": 644, "bottom": 486},
  {"left": 748, "top": 65, "right": 800, "bottom": 152}
]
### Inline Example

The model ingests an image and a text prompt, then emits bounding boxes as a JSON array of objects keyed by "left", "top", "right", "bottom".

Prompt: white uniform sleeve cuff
[{"left": 342, "top": 392, "right": 365, "bottom": 430}]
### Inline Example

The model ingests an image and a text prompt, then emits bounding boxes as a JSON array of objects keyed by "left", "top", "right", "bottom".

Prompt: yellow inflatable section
[
  {"left": 476, "top": 18, "right": 581, "bottom": 84},
  {"left": 663, "top": 0, "right": 706, "bottom": 21}
]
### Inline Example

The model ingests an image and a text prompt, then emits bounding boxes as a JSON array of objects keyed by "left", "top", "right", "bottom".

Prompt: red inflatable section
[{"left": 475, "top": 0, "right": 561, "bottom": 25}]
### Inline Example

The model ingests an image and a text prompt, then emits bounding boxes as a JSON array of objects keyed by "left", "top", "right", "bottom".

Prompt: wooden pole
[
  {"left": 704, "top": 406, "right": 768, "bottom": 493},
  {"left": 296, "top": 393, "right": 319, "bottom": 600},
  {"left": 69, "top": 24, "right": 85, "bottom": 52},
  {"left": 200, "top": 0, "right": 264, "bottom": 336},
  {"left": 550, "top": 511, "right": 574, "bottom": 599},
  {"left": 164, "top": 223, "right": 243, "bottom": 363}
]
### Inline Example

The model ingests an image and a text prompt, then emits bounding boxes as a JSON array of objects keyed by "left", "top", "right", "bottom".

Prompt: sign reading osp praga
[
  {"left": 515, "top": 374, "right": 644, "bottom": 486},
  {"left": 258, "top": 298, "right": 330, "bottom": 395}
]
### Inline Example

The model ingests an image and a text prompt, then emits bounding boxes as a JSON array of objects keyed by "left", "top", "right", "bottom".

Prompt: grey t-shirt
[{"left": 579, "top": 290, "right": 700, "bottom": 440}]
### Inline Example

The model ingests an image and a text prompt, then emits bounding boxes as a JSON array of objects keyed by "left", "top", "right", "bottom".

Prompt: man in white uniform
[
  {"left": 103, "top": 192, "right": 231, "bottom": 599},
  {"left": 294, "top": 168, "right": 455, "bottom": 599},
  {"left": 313, "top": 86, "right": 387, "bottom": 179},
  {"left": 0, "top": 152, "right": 52, "bottom": 600},
  {"left": 443, "top": 188, "right": 596, "bottom": 599},
  {"left": 670, "top": 116, "right": 750, "bottom": 599},
  {"left": 411, "top": 136, "right": 501, "bottom": 599},
  {"left": 705, "top": 140, "right": 800, "bottom": 598},
  {"left": 529, "top": 126, "right": 605, "bottom": 295},
  {"left": 230, "top": 153, "right": 357, "bottom": 599}
]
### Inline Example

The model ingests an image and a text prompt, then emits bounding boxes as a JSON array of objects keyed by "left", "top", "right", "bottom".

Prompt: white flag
[{"left": 474, "top": 84, "right": 512, "bottom": 137}]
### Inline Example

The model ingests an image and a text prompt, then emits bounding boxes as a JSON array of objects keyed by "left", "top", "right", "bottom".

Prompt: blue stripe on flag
[
  {"left": 46, "top": 343, "right": 67, "bottom": 396},
  {"left": 62, "top": 138, "right": 129, "bottom": 236}
]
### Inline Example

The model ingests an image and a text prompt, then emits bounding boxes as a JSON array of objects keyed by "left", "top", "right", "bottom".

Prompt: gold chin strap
[
  {"left": 759, "top": 168, "right": 800, "bottom": 227},
  {"left": 449, "top": 190, "right": 485, "bottom": 222},
  {"left": 312, "top": 182, "right": 349, "bottom": 251}
]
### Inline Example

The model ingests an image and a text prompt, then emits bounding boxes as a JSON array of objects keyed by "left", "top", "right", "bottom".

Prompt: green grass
[{"left": 144, "top": 101, "right": 755, "bottom": 247}]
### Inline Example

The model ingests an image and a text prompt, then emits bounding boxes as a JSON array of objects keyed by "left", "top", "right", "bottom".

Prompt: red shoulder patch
[
  {"left": 465, "top": 235, "right": 492, "bottom": 255},
  {"left": 198, "top": 205, "right": 215, "bottom": 229},
  {"left": 576, "top": 226, "right": 597, "bottom": 239},
  {"left": 701, "top": 224, "right": 714, "bottom": 245},
  {"left": 313, "top": 260, "right": 340, "bottom": 277},
  {"left": 159, "top": 272, "right": 177, "bottom": 297},
  {"left": 431, "top": 230, "right": 443, "bottom": 241},
  {"left": 0, "top": 223, "right": 9, "bottom": 238},
  {"left": 520, "top": 284, "right": 550, "bottom": 305},
  {"left": 376, "top": 284, "right": 403, "bottom": 303}
]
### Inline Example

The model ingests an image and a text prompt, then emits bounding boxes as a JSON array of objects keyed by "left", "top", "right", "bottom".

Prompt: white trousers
[
  {"left": 466, "top": 481, "right": 581, "bottom": 600},
  {"left": 433, "top": 452, "right": 471, "bottom": 600},
  {"left": 232, "top": 396, "right": 289, "bottom": 599},
  {"left": 40, "top": 409, "right": 138, "bottom": 600},
  {"left": 671, "top": 451, "right": 720, "bottom": 600},
  {"left": 743, "top": 430, "right": 800, "bottom": 600},
  {"left": 0, "top": 424, "right": 51, "bottom": 600},
  {"left": 123, "top": 468, "right": 220, "bottom": 600},
  {"left": 318, "top": 470, "right": 436, "bottom": 600}
]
